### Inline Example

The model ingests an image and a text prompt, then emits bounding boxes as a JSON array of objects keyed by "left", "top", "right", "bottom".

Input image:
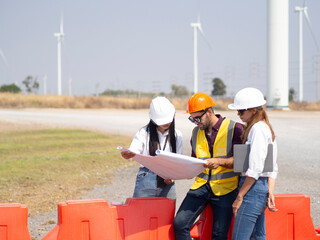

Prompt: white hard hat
[
  {"left": 228, "top": 87, "right": 267, "bottom": 110},
  {"left": 149, "top": 97, "right": 175, "bottom": 125}
]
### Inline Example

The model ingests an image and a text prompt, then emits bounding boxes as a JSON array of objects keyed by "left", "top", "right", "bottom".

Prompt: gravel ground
[
  {"left": 28, "top": 165, "right": 195, "bottom": 240},
  {"left": 27, "top": 166, "right": 138, "bottom": 240}
]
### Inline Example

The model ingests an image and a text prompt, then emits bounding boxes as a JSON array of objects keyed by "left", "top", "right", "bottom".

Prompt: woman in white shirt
[
  {"left": 121, "top": 96, "right": 183, "bottom": 200},
  {"left": 228, "top": 88, "right": 278, "bottom": 240}
]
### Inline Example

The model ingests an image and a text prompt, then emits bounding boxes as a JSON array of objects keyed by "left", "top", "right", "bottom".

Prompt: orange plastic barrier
[
  {"left": 265, "top": 193, "right": 320, "bottom": 240},
  {"left": 190, "top": 204, "right": 213, "bottom": 240},
  {"left": 190, "top": 205, "right": 233, "bottom": 240},
  {"left": 41, "top": 198, "right": 175, "bottom": 240},
  {"left": 0, "top": 203, "right": 31, "bottom": 240},
  {"left": 191, "top": 193, "right": 320, "bottom": 240}
]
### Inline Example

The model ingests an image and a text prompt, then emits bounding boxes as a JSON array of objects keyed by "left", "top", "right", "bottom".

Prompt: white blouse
[
  {"left": 244, "top": 121, "right": 278, "bottom": 180},
  {"left": 129, "top": 125, "right": 183, "bottom": 158}
]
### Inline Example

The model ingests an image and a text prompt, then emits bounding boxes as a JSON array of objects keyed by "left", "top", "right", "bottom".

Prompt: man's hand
[
  {"left": 121, "top": 150, "right": 136, "bottom": 159},
  {"left": 204, "top": 158, "right": 221, "bottom": 169}
]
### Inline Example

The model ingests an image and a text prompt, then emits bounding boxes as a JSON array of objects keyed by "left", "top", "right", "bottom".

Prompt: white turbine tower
[
  {"left": 267, "top": 0, "right": 289, "bottom": 109},
  {"left": 190, "top": 16, "right": 211, "bottom": 94},
  {"left": 295, "top": 0, "right": 319, "bottom": 102},
  {"left": 54, "top": 16, "right": 64, "bottom": 96}
]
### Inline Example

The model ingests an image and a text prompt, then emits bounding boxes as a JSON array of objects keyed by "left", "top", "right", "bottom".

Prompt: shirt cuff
[
  {"left": 269, "top": 172, "right": 278, "bottom": 179},
  {"left": 245, "top": 169, "right": 260, "bottom": 180}
]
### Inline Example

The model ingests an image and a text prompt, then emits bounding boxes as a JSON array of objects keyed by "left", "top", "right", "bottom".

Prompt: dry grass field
[
  {"left": 0, "top": 125, "right": 135, "bottom": 216},
  {"left": 0, "top": 93, "right": 320, "bottom": 111}
]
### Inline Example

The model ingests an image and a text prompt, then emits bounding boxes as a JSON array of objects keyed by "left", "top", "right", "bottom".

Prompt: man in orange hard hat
[{"left": 173, "top": 92, "right": 244, "bottom": 240}]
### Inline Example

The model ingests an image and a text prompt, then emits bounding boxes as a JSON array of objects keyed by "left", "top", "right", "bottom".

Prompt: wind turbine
[
  {"left": 190, "top": 16, "right": 212, "bottom": 94},
  {"left": 295, "top": 0, "right": 320, "bottom": 102},
  {"left": 54, "top": 16, "right": 64, "bottom": 96}
]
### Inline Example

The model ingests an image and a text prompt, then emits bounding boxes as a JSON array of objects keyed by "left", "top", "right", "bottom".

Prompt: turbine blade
[
  {"left": 60, "top": 15, "right": 64, "bottom": 43},
  {"left": 60, "top": 16, "right": 64, "bottom": 35},
  {"left": 0, "top": 48, "right": 8, "bottom": 66},
  {"left": 197, "top": 0, "right": 201, "bottom": 23},
  {"left": 303, "top": 8, "right": 320, "bottom": 51},
  {"left": 198, "top": 25, "right": 212, "bottom": 50}
]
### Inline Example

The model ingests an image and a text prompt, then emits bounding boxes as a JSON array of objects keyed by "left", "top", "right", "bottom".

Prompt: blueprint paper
[{"left": 118, "top": 147, "right": 206, "bottom": 180}]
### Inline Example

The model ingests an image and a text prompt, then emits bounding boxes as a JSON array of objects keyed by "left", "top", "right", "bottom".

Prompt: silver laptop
[{"left": 233, "top": 144, "right": 273, "bottom": 173}]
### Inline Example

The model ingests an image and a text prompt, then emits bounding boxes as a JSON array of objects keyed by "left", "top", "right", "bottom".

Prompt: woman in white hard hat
[
  {"left": 228, "top": 87, "right": 278, "bottom": 240},
  {"left": 121, "top": 96, "right": 183, "bottom": 199}
]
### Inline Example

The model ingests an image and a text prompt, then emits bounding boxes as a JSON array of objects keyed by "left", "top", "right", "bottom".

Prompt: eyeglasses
[
  {"left": 237, "top": 109, "right": 247, "bottom": 116},
  {"left": 188, "top": 109, "right": 208, "bottom": 123}
]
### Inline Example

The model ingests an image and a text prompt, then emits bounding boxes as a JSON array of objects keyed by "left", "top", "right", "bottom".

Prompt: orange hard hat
[{"left": 187, "top": 92, "right": 216, "bottom": 113}]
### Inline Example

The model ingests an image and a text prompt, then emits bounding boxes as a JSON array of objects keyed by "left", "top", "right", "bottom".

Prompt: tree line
[
  {"left": 0, "top": 76, "right": 297, "bottom": 101},
  {"left": 0, "top": 76, "right": 39, "bottom": 94}
]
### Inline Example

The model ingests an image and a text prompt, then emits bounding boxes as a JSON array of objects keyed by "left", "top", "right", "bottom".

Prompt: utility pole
[
  {"left": 315, "top": 55, "right": 320, "bottom": 101},
  {"left": 186, "top": 72, "right": 193, "bottom": 94},
  {"left": 225, "top": 66, "right": 234, "bottom": 97},
  {"left": 43, "top": 75, "right": 47, "bottom": 95},
  {"left": 69, "top": 78, "right": 73, "bottom": 96},
  {"left": 152, "top": 80, "right": 160, "bottom": 94},
  {"left": 203, "top": 72, "right": 214, "bottom": 95}
]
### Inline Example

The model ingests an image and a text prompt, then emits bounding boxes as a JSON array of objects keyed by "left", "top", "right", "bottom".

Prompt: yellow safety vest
[{"left": 190, "top": 118, "right": 239, "bottom": 196}]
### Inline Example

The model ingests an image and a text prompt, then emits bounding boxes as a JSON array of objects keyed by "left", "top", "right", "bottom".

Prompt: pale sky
[{"left": 1, "top": 0, "right": 320, "bottom": 101}]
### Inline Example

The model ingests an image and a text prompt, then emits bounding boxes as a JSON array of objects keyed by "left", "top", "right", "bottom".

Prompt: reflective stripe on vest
[
  {"left": 197, "top": 171, "right": 238, "bottom": 181},
  {"left": 190, "top": 118, "right": 239, "bottom": 195}
]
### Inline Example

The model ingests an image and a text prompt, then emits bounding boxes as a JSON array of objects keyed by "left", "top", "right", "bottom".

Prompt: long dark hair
[
  {"left": 242, "top": 108, "right": 275, "bottom": 143},
  {"left": 146, "top": 118, "right": 177, "bottom": 156}
]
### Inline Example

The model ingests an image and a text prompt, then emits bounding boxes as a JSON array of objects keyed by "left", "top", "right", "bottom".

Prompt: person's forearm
[
  {"left": 267, "top": 177, "right": 278, "bottom": 211},
  {"left": 268, "top": 177, "right": 276, "bottom": 194},
  {"left": 205, "top": 157, "right": 234, "bottom": 169},
  {"left": 232, "top": 176, "right": 256, "bottom": 216},
  {"left": 217, "top": 157, "right": 234, "bottom": 168},
  {"left": 238, "top": 177, "right": 256, "bottom": 198}
]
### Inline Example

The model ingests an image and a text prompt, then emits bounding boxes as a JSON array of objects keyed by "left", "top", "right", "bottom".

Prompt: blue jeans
[
  {"left": 232, "top": 177, "right": 268, "bottom": 240},
  {"left": 173, "top": 183, "right": 237, "bottom": 240},
  {"left": 133, "top": 167, "right": 176, "bottom": 200}
]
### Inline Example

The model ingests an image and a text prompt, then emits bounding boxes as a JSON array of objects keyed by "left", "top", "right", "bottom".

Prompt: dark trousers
[{"left": 173, "top": 183, "right": 237, "bottom": 240}]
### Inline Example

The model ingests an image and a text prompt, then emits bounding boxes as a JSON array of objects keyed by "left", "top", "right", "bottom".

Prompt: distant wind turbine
[
  {"left": 295, "top": 0, "right": 320, "bottom": 102},
  {"left": 190, "top": 16, "right": 212, "bottom": 94},
  {"left": 54, "top": 16, "right": 64, "bottom": 96}
]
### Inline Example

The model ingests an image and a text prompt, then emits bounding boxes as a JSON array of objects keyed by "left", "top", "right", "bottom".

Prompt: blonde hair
[{"left": 242, "top": 108, "right": 275, "bottom": 143}]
